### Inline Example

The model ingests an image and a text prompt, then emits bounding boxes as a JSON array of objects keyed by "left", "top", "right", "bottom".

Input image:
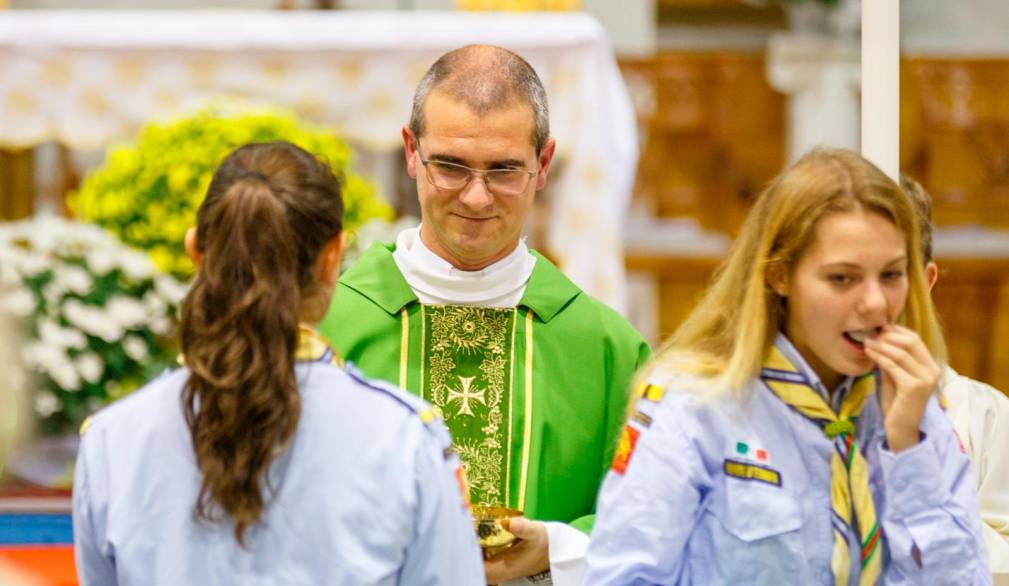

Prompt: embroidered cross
[{"left": 447, "top": 376, "right": 486, "bottom": 417}]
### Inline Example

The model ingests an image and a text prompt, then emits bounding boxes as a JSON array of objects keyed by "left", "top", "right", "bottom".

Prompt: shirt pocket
[{"left": 703, "top": 478, "right": 805, "bottom": 582}]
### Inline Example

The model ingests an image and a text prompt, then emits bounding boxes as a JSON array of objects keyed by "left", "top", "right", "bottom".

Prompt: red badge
[{"left": 612, "top": 425, "right": 641, "bottom": 475}]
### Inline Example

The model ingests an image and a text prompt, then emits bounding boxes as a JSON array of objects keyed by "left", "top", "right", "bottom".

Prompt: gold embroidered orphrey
[{"left": 421, "top": 305, "right": 517, "bottom": 507}]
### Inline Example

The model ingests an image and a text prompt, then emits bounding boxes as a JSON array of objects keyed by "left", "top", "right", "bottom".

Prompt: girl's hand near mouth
[{"left": 864, "top": 324, "right": 943, "bottom": 452}]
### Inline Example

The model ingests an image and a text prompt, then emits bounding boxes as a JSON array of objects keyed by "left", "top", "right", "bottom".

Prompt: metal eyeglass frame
[{"left": 415, "top": 142, "right": 538, "bottom": 196}]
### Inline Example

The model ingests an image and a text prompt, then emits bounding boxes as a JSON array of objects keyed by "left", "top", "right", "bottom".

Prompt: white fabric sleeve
[
  {"left": 946, "top": 372, "right": 1009, "bottom": 575},
  {"left": 544, "top": 521, "right": 590, "bottom": 584},
  {"left": 971, "top": 383, "right": 1009, "bottom": 574},
  {"left": 498, "top": 522, "right": 589, "bottom": 586}
]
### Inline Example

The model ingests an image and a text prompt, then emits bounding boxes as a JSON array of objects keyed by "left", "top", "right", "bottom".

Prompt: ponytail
[{"left": 179, "top": 142, "right": 343, "bottom": 545}]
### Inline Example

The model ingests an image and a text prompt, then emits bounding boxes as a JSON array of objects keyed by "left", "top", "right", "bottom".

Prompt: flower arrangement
[
  {"left": 68, "top": 103, "right": 393, "bottom": 279},
  {"left": 0, "top": 215, "right": 187, "bottom": 436}
]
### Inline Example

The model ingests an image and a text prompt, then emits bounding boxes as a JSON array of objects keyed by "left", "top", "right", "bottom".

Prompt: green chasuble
[{"left": 319, "top": 242, "right": 650, "bottom": 532}]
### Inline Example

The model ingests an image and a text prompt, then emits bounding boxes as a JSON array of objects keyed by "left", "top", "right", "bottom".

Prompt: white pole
[{"left": 861, "top": 0, "right": 900, "bottom": 180}]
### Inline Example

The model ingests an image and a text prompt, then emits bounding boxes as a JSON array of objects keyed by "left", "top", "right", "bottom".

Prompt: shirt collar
[{"left": 773, "top": 332, "right": 855, "bottom": 409}]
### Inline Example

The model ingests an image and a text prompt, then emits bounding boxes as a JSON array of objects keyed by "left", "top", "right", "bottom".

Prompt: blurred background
[{"left": 1, "top": 1, "right": 1008, "bottom": 583}]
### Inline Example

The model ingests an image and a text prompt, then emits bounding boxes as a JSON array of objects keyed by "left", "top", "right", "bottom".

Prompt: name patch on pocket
[{"left": 723, "top": 458, "right": 782, "bottom": 487}]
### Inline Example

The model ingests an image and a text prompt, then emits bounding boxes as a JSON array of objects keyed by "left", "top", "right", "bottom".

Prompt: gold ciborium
[{"left": 471, "top": 505, "right": 522, "bottom": 558}]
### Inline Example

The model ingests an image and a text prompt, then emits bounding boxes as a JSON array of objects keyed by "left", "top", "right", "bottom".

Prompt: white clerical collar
[{"left": 392, "top": 226, "right": 536, "bottom": 307}]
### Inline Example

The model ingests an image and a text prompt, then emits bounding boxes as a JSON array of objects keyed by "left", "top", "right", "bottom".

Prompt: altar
[{"left": 0, "top": 10, "right": 638, "bottom": 311}]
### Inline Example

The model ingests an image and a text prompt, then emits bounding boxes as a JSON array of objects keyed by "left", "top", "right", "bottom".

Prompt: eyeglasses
[{"left": 416, "top": 144, "right": 538, "bottom": 196}]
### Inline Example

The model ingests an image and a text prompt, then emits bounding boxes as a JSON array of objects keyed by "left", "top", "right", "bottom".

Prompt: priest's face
[{"left": 403, "top": 91, "right": 556, "bottom": 271}]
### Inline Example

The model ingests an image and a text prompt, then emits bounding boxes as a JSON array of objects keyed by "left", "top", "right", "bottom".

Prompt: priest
[{"left": 319, "top": 44, "right": 649, "bottom": 585}]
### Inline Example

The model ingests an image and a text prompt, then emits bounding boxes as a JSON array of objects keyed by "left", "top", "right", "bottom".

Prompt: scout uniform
[
  {"left": 586, "top": 333, "right": 991, "bottom": 585},
  {"left": 73, "top": 329, "right": 483, "bottom": 586}
]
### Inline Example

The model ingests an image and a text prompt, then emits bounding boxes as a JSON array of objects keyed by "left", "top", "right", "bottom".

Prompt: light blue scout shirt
[
  {"left": 586, "top": 334, "right": 991, "bottom": 585},
  {"left": 73, "top": 355, "right": 484, "bottom": 586}
]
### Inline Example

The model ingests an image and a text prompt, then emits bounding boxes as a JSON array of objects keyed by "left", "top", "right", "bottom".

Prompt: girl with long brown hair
[
  {"left": 72, "top": 141, "right": 483, "bottom": 585},
  {"left": 586, "top": 149, "right": 989, "bottom": 584}
]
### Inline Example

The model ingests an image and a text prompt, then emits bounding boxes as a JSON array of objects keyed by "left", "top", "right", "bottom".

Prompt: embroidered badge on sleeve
[
  {"left": 631, "top": 409, "right": 653, "bottom": 428},
  {"left": 611, "top": 424, "right": 641, "bottom": 475},
  {"left": 635, "top": 383, "right": 665, "bottom": 403}
]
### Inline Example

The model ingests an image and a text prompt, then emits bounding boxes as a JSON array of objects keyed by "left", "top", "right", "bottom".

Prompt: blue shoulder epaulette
[{"left": 344, "top": 363, "right": 440, "bottom": 425}]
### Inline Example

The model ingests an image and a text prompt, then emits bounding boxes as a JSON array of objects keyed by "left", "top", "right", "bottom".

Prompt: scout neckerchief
[
  {"left": 295, "top": 325, "right": 342, "bottom": 366},
  {"left": 177, "top": 325, "right": 342, "bottom": 367},
  {"left": 761, "top": 344, "right": 881, "bottom": 586}
]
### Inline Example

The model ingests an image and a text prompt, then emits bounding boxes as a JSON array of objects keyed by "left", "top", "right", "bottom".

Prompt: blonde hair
[
  {"left": 899, "top": 174, "right": 934, "bottom": 263},
  {"left": 644, "top": 148, "right": 946, "bottom": 395}
]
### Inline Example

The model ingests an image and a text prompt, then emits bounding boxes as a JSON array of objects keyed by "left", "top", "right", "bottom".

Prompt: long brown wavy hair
[{"left": 179, "top": 141, "right": 343, "bottom": 545}]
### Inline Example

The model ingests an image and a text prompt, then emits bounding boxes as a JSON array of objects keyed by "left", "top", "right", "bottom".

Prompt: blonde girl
[{"left": 586, "top": 148, "right": 989, "bottom": 585}]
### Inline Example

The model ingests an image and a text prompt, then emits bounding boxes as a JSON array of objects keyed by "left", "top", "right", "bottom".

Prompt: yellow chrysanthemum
[{"left": 69, "top": 103, "right": 393, "bottom": 279}]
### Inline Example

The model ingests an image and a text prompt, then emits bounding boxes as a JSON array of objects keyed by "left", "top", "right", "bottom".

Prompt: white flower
[
  {"left": 34, "top": 390, "right": 62, "bottom": 417},
  {"left": 55, "top": 265, "right": 93, "bottom": 296},
  {"left": 75, "top": 352, "right": 104, "bottom": 385},
  {"left": 106, "top": 296, "right": 149, "bottom": 331},
  {"left": 0, "top": 216, "right": 185, "bottom": 416},
  {"left": 143, "top": 289, "right": 167, "bottom": 316},
  {"left": 56, "top": 265, "right": 94, "bottom": 296},
  {"left": 155, "top": 275, "right": 189, "bottom": 306},
  {"left": 22, "top": 341, "right": 80, "bottom": 392},
  {"left": 38, "top": 319, "right": 87, "bottom": 350},
  {"left": 0, "top": 256, "right": 20, "bottom": 287},
  {"left": 42, "top": 282, "right": 64, "bottom": 308},
  {"left": 27, "top": 213, "right": 67, "bottom": 247},
  {"left": 123, "top": 335, "right": 149, "bottom": 362},
  {"left": 85, "top": 249, "right": 117, "bottom": 276},
  {"left": 151, "top": 316, "right": 174, "bottom": 336},
  {"left": 12, "top": 253, "right": 48, "bottom": 278},
  {"left": 119, "top": 250, "right": 155, "bottom": 281},
  {"left": 49, "top": 360, "right": 81, "bottom": 392},
  {"left": 63, "top": 299, "right": 123, "bottom": 343},
  {"left": 0, "top": 287, "right": 36, "bottom": 317}
]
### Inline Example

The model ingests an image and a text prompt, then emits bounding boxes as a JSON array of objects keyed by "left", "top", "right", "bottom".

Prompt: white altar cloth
[{"left": 0, "top": 10, "right": 637, "bottom": 311}]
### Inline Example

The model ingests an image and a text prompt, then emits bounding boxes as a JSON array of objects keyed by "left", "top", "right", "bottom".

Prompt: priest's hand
[
  {"left": 484, "top": 517, "right": 549, "bottom": 585},
  {"left": 863, "top": 324, "right": 941, "bottom": 453}
]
